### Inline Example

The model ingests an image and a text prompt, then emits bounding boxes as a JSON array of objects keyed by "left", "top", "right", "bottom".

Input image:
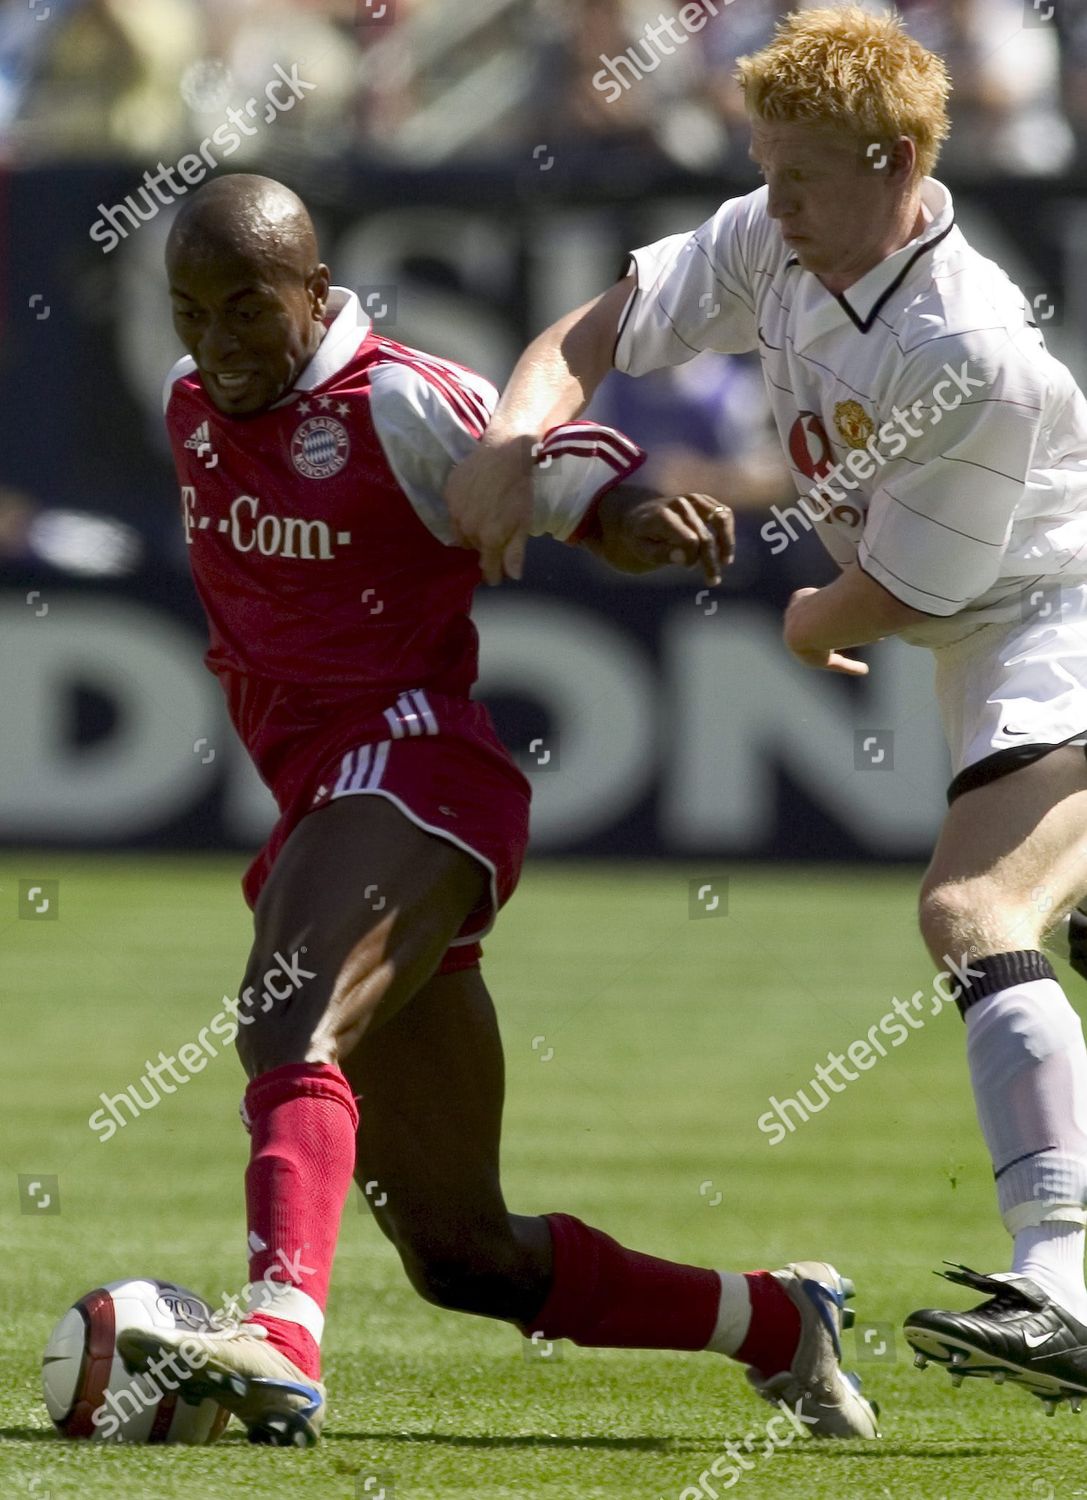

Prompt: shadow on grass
[
  {"left": 0, "top": 1426, "right": 671, "bottom": 1453},
  {"left": 327, "top": 1432, "right": 672, "bottom": 1451},
  {"left": 326, "top": 1433, "right": 1087, "bottom": 1462},
  {"left": 766, "top": 1441, "right": 1087, "bottom": 1460},
  {"left": 10, "top": 1428, "right": 1080, "bottom": 1462}
]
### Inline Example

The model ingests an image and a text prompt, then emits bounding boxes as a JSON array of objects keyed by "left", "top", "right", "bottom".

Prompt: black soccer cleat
[
  {"left": 904, "top": 1263, "right": 1087, "bottom": 1414},
  {"left": 1048, "top": 903, "right": 1087, "bottom": 983},
  {"left": 1068, "top": 905, "right": 1087, "bottom": 985}
]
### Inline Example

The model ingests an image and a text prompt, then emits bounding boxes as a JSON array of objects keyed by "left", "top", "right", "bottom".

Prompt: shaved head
[
  {"left": 167, "top": 174, "right": 320, "bottom": 280},
  {"left": 166, "top": 174, "right": 331, "bottom": 416}
]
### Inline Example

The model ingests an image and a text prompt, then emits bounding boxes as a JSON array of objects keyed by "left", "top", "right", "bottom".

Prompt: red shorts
[{"left": 241, "top": 691, "right": 531, "bottom": 973}]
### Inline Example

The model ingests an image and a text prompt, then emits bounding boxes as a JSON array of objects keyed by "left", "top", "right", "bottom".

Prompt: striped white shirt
[{"left": 615, "top": 179, "right": 1087, "bottom": 645}]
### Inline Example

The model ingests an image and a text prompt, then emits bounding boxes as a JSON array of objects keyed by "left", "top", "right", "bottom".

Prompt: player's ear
[
  {"left": 308, "top": 264, "right": 332, "bottom": 319},
  {"left": 888, "top": 136, "right": 917, "bottom": 185}
]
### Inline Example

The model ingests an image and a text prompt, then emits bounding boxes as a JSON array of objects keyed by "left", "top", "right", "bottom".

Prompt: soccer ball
[{"left": 42, "top": 1278, "right": 230, "bottom": 1443}]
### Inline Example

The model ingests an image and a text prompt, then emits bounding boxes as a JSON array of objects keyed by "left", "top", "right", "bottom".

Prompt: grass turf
[{"left": 1, "top": 853, "right": 1085, "bottom": 1499}]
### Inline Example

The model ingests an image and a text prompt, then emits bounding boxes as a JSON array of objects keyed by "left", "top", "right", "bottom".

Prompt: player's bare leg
[
  {"left": 906, "top": 747, "right": 1087, "bottom": 1410},
  {"left": 235, "top": 797, "right": 490, "bottom": 1074},
  {"left": 345, "top": 965, "right": 551, "bottom": 1320},
  {"left": 345, "top": 967, "right": 879, "bottom": 1439}
]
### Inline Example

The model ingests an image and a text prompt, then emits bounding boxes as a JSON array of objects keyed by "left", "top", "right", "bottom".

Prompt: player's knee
[
  {"left": 400, "top": 1250, "right": 480, "bottom": 1312},
  {"left": 918, "top": 878, "right": 990, "bottom": 962},
  {"left": 229, "top": 931, "right": 345, "bottom": 1077},
  {"left": 235, "top": 1023, "right": 277, "bottom": 1080},
  {"left": 918, "top": 876, "right": 1034, "bottom": 965},
  {"left": 234, "top": 1017, "right": 342, "bottom": 1079}
]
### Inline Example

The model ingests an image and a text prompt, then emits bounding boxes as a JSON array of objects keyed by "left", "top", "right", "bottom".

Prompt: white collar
[
  {"left": 790, "top": 178, "right": 955, "bottom": 351},
  {"left": 273, "top": 286, "right": 371, "bottom": 406}
]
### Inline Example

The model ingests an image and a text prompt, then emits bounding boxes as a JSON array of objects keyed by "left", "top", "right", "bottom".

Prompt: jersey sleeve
[
  {"left": 529, "top": 422, "right": 646, "bottom": 542},
  {"left": 369, "top": 363, "right": 645, "bottom": 545},
  {"left": 369, "top": 361, "right": 492, "bottom": 545},
  {"left": 163, "top": 355, "right": 197, "bottom": 415},
  {"left": 858, "top": 338, "right": 1047, "bottom": 615},
  {"left": 614, "top": 188, "right": 772, "bottom": 376}
]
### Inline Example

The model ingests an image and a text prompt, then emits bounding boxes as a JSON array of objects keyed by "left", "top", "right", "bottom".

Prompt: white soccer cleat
[
  {"left": 744, "top": 1261, "right": 881, "bottom": 1439},
  {"left": 117, "top": 1320, "right": 325, "bottom": 1448}
]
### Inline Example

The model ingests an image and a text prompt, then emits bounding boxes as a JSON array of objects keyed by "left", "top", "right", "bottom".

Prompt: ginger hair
[{"left": 736, "top": 6, "right": 951, "bottom": 178}]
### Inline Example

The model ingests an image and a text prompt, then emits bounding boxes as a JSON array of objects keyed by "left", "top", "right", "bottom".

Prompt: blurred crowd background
[
  {"left": 2, "top": 0, "right": 1086, "bottom": 176},
  {"left": 2, "top": 0, "right": 1085, "bottom": 863}
]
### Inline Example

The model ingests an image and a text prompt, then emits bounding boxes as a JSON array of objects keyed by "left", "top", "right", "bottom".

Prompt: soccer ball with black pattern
[{"left": 42, "top": 1278, "right": 230, "bottom": 1443}]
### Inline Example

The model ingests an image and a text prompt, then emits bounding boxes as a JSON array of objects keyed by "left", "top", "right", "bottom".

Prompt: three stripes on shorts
[{"left": 333, "top": 690, "right": 438, "bottom": 795}]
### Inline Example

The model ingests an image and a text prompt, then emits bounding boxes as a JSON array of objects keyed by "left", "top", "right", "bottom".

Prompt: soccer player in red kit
[{"left": 118, "top": 174, "right": 879, "bottom": 1448}]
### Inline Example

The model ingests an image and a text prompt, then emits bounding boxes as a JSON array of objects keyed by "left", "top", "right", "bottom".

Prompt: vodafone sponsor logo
[
  {"left": 763, "top": 361, "right": 988, "bottom": 557},
  {"left": 182, "top": 487, "right": 351, "bottom": 560},
  {"left": 788, "top": 410, "right": 835, "bottom": 484},
  {"left": 786, "top": 411, "right": 864, "bottom": 531}
]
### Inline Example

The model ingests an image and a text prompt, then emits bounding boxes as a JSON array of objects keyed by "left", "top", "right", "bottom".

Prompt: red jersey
[{"left": 163, "top": 287, "right": 645, "bottom": 793}]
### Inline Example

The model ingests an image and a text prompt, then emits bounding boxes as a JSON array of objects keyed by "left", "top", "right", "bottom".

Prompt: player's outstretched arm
[
  {"left": 444, "top": 275, "right": 636, "bottom": 586},
  {"left": 577, "top": 486, "right": 735, "bottom": 586},
  {"left": 782, "top": 566, "right": 932, "bottom": 677}
]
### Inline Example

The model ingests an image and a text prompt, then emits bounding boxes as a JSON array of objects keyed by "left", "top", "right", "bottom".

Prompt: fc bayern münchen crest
[{"left": 291, "top": 415, "right": 350, "bottom": 479}]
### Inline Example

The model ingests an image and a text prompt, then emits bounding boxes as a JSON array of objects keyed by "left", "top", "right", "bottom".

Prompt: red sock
[
  {"left": 520, "top": 1213, "right": 720, "bottom": 1349},
  {"left": 241, "top": 1062, "right": 359, "bottom": 1380},
  {"left": 735, "top": 1271, "right": 802, "bottom": 1377}
]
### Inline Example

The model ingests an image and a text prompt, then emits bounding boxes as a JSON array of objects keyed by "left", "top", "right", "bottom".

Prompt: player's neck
[
  {"left": 289, "top": 324, "right": 329, "bottom": 394},
  {"left": 818, "top": 196, "right": 928, "bottom": 298}
]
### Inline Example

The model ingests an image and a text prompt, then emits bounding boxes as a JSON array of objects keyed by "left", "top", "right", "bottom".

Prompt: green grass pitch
[{"left": 2, "top": 852, "right": 1086, "bottom": 1499}]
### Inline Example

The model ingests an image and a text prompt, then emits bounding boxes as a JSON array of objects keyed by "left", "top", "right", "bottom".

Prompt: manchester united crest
[
  {"left": 834, "top": 400, "right": 875, "bottom": 450},
  {"left": 291, "top": 415, "right": 350, "bottom": 479}
]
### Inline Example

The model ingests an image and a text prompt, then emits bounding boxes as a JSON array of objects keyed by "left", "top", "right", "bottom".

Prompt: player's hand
[
  {"left": 444, "top": 440, "right": 535, "bottom": 585},
  {"left": 596, "top": 490, "right": 735, "bottom": 584},
  {"left": 784, "top": 587, "right": 870, "bottom": 677}
]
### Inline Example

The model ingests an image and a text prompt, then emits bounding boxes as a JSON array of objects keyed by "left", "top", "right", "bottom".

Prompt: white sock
[
  {"left": 703, "top": 1272, "right": 752, "bottom": 1355},
  {"left": 1013, "top": 1222, "right": 1087, "bottom": 1318},
  {"left": 965, "top": 966, "right": 1087, "bottom": 1317},
  {"left": 242, "top": 1281, "right": 325, "bottom": 1342}
]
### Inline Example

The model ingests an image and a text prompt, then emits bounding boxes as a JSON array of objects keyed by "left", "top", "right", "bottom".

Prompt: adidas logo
[{"left": 185, "top": 421, "right": 219, "bottom": 470}]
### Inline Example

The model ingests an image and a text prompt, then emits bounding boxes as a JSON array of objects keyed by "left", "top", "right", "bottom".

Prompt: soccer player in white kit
[{"left": 446, "top": 5, "right": 1087, "bottom": 1413}]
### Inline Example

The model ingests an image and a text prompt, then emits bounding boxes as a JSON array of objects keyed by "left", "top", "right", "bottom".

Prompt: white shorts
[{"left": 934, "top": 582, "right": 1087, "bottom": 801}]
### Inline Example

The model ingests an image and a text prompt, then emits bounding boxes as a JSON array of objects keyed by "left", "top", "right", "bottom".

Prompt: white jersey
[{"left": 616, "top": 179, "right": 1087, "bottom": 646}]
